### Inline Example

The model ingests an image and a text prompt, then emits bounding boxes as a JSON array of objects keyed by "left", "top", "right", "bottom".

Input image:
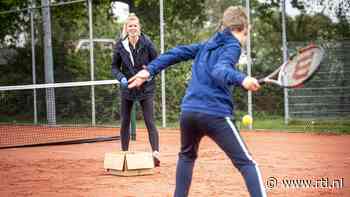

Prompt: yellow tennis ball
[{"left": 242, "top": 115, "right": 253, "bottom": 126}]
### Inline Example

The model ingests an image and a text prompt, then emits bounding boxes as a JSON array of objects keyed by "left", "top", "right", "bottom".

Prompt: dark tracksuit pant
[
  {"left": 120, "top": 96, "right": 159, "bottom": 152},
  {"left": 174, "top": 111, "right": 266, "bottom": 197}
]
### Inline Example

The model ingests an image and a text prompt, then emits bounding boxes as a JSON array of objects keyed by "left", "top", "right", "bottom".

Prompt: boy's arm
[
  {"left": 128, "top": 43, "right": 203, "bottom": 89},
  {"left": 147, "top": 43, "right": 203, "bottom": 77},
  {"left": 209, "top": 43, "right": 246, "bottom": 86}
]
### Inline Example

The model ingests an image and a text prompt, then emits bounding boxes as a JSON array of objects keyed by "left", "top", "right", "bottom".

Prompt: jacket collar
[
  {"left": 122, "top": 38, "right": 135, "bottom": 66},
  {"left": 119, "top": 33, "right": 147, "bottom": 66}
]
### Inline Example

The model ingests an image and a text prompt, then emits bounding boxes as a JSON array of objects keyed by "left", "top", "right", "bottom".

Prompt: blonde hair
[
  {"left": 122, "top": 13, "right": 141, "bottom": 38},
  {"left": 220, "top": 6, "right": 248, "bottom": 32}
]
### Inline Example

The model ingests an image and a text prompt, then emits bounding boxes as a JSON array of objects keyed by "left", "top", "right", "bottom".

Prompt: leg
[
  {"left": 139, "top": 97, "right": 159, "bottom": 152},
  {"left": 206, "top": 116, "right": 267, "bottom": 197},
  {"left": 174, "top": 112, "right": 204, "bottom": 197},
  {"left": 120, "top": 97, "right": 134, "bottom": 151}
]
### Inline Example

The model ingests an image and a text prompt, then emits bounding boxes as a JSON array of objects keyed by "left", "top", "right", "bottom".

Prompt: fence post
[
  {"left": 88, "top": 0, "right": 96, "bottom": 126},
  {"left": 41, "top": 0, "right": 56, "bottom": 125}
]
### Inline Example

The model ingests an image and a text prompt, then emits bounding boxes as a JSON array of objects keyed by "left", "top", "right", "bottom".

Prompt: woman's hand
[{"left": 128, "top": 69, "right": 151, "bottom": 89}]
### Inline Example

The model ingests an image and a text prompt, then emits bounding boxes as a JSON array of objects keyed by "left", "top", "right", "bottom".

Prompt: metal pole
[
  {"left": 160, "top": 0, "right": 166, "bottom": 127},
  {"left": 88, "top": 0, "right": 96, "bottom": 126},
  {"left": 30, "top": 0, "right": 37, "bottom": 124},
  {"left": 41, "top": 0, "right": 56, "bottom": 125},
  {"left": 281, "top": 0, "right": 289, "bottom": 125},
  {"left": 246, "top": 0, "right": 253, "bottom": 130}
]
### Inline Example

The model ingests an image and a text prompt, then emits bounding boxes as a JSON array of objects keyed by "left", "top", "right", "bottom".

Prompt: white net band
[{"left": 0, "top": 80, "right": 120, "bottom": 91}]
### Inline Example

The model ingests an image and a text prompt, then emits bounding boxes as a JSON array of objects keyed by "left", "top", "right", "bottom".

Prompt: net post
[
  {"left": 30, "top": 0, "right": 38, "bottom": 125},
  {"left": 42, "top": 0, "right": 56, "bottom": 125}
]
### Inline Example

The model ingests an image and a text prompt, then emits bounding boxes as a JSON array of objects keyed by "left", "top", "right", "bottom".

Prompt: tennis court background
[{"left": 0, "top": 0, "right": 349, "bottom": 148}]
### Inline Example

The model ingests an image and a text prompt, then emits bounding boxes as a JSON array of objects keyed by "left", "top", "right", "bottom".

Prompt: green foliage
[
  {"left": 252, "top": 117, "right": 350, "bottom": 134},
  {"left": 0, "top": 0, "right": 28, "bottom": 46},
  {"left": 233, "top": 112, "right": 350, "bottom": 134},
  {"left": 138, "top": 114, "right": 350, "bottom": 134}
]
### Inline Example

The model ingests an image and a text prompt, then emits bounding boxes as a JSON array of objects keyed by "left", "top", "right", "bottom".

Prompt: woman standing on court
[
  {"left": 111, "top": 13, "right": 160, "bottom": 166},
  {"left": 128, "top": 6, "right": 266, "bottom": 197}
]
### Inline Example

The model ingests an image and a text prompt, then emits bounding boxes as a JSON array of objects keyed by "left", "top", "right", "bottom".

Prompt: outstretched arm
[
  {"left": 128, "top": 43, "right": 203, "bottom": 89},
  {"left": 147, "top": 43, "right": 202, "bottom": 76},
  {"left": 208, "top": 43, "right": 260, "bottom": 91},
  {"left": 209, "top": 43, "right": 246, "bottom": 86}
]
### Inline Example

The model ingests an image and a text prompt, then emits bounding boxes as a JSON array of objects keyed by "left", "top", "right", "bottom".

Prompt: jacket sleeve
[
  {"left": 147, "top": 43, "right": 203, "bottom": 76},
  {"left": 145, "top": 36, "right": 158, "bottom": 61},
  {"left": 111, "top": 43, "right": 126, "bottom": 81},
  {"left": 209, "top": 43, "right": 246, "bottom": 86}
]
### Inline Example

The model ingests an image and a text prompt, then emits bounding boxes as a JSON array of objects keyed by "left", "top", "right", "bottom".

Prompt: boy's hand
[
  {"left": 242, "top": 76, "right": 261, "bottom": 92},
  {"left": 128, "top": 69, "right": 150, "bottom": 89}
]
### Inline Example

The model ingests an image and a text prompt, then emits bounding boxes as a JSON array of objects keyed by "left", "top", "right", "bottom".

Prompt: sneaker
[{"left": 152, "top": 151, "right": 160, "bottom": 167}]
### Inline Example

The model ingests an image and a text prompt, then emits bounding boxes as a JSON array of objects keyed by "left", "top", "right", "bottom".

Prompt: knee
[
  {"left": 144, "top": 117, "right": 156, "bottom": 127},
  {"left": 178, "top": 151, "right": 197, "bottom": 163},
  {"left": 234, "top": 158, "right": 257, "bottom": 171}
]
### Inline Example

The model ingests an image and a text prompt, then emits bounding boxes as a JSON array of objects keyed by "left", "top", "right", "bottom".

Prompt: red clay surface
[{"left": 0, "top": 129, "right": 349, "bottom": 197}]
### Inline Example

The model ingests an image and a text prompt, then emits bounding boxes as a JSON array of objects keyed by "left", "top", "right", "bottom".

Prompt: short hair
[{"left": 221, "top": 6, "right": 248, "bottom": 32}]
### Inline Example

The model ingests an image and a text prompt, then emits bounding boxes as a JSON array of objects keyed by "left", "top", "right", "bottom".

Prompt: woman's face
[{"left": 126, "top": 20, "right": 140, "bottom": 38}]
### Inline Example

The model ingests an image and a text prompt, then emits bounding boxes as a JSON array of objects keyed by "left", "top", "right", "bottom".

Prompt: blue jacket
[{"left": 147, "top": 29, "right": 246, "bottom": 117}]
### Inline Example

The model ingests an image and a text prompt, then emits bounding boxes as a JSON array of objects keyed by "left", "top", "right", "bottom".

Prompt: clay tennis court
[{"left": 0, "top": 128, "right": 349, "bottom": 197}]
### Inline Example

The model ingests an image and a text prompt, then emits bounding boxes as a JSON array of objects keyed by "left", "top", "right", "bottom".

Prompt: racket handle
[{"left": 258, "top": 79, "right": 265, "bottom": 85}]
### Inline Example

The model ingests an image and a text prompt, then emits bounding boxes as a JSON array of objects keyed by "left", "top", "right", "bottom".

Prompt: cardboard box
[{"left": 104, "top": 151, "right": 155, "bottom": 176}]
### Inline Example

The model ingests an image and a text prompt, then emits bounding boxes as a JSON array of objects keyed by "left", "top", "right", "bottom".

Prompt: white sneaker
[{"left": 152, "top": 151, "right": 160, "bottom": 167}]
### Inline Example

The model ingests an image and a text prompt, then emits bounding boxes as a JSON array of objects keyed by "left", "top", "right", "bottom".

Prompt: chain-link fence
[
  {"left": 288, "top": 41, "right": 350, "bottom": 120},
  {"left": 0, "top": 0, "right": 123, "bottom": 127}
]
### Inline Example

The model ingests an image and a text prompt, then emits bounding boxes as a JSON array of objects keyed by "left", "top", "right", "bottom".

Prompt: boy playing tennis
[{"left": 128, "top": 6, "right": 266, "bottom": 197}]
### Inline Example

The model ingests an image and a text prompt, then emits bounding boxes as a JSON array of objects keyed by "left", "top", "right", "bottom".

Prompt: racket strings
[{"left": 282, "top": 46, "right": 324, "bottom": 87}]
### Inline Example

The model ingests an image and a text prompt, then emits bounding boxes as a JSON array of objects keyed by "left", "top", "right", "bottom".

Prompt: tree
[
  {"left": 292, "top": 0, "right": 350, "bottom": 39},
  {"left": 0, "top": 0, "right": 28, "bottom": 47}
]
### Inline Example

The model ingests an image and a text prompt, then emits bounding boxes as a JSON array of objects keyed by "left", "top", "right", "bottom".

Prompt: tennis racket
[{"left": 258, "top": 44, "right": 325, "bottom": 88}]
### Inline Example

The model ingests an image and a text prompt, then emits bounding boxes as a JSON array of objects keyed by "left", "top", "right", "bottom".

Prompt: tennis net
[{"left": 0, "top": 80, "right": 121, "bottom": 148}]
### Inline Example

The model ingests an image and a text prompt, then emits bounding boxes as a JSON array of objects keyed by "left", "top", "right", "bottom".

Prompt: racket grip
[{"left": 258, "top": 79, "right": 265, "bottom": 84}]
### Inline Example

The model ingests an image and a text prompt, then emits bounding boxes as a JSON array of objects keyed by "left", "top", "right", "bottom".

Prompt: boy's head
[
  {"left": 221, "top": 6, "right": 249, "bottom": 45},
  {"left": 222, "top": 6, "right": 248, "bottom": 32}
]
